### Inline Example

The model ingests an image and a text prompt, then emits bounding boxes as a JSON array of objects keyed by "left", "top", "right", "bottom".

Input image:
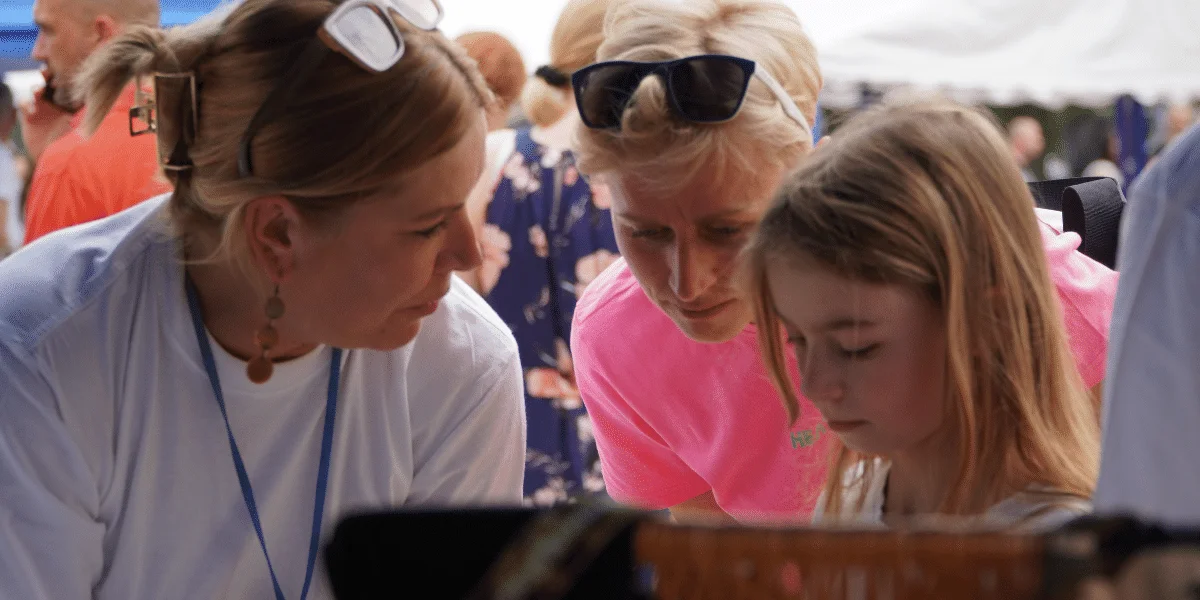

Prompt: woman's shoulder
[
  {"left": 408, "top": 276, "right": 519, "bottom": 370},
  {"left": 0, "top": 196, "right": 172, "bottom": 352},
  {"left": 571, "top": 257, "right": 648, "bottom": 328},
  {"left": 397, "top": 279, "right": 524, "bottom": 446}
]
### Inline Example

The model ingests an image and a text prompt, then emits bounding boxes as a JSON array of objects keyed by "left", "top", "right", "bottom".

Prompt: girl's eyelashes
[
  {"left": 839, "top": 344, "right": 880, "bottom": 359},
  {"left": 786, "top": 334, "right": 880, "bottom": 361}
]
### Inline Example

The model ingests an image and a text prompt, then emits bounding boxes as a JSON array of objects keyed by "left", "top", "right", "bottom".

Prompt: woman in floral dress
[{"left": 462, "top": 0, "right": 619, "bottom": 505}]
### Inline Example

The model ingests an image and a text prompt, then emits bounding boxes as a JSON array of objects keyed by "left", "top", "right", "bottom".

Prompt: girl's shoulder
[{"left": 986, "top": 487, "right": 1092, "bottom": 532}]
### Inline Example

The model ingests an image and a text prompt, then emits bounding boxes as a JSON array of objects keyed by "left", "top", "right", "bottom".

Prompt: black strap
[
  {"left": 1060, "top": 177, "right": 1125, "bottom": 269},
  {"left": 1028, "top": 177, "right": 1109, "bottom": 212}
]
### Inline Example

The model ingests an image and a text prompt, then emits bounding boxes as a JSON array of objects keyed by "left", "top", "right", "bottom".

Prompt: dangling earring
[{"left": 247, "top": 284, "right": 283, "bottom": 384}]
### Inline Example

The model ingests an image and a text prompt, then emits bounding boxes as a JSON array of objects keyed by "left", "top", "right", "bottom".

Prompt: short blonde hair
[
  {"left": 574, "top": 0, "right": 821, "bottom": 188},
  {"left": 747, "top": 98, "right": 1099, "bottom": 517},
  {"left": 520, "top": 0, "right": 615, "bottom": 128},
  {"left": 75, "top": 0, "right": 491, "bottom": 270}
]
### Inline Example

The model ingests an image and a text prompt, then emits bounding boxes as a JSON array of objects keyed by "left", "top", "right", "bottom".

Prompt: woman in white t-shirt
[
  {"left": 0, "top": 1, "right": 525, "bottom": 599},
  {"left": 747, "top": 98, "right": 1099, "bottom": 532}
]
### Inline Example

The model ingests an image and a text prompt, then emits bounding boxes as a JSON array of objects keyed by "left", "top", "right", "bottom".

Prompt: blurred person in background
[
  {"left": 21, "top": 0, "right": 170, "bottom": 244},
  {"left": 1008, "top": 115, "right": 1045, "bottom": 181},
  {"left": 459, "top": 0, "right": 620, "bottom": 506},
  {"left": 0, "top": 84, "right": 24, "bottom": 257},
  {"left": 1066, "top": 113, "right": 1123, "bottom": 187},
  {"left": 455, "top": 31, "right": 528, "bottom": 132},
  {"left": 1165, "top": 103, "right": 1195, "bottom": 143},
  {"left": 1146, "top": 102, "right": 1196, "bottom": 167}
]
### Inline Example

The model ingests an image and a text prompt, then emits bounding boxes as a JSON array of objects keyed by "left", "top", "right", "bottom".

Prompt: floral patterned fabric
[{"left": 479, "top": 128, "right": 620, "bottom": 506}]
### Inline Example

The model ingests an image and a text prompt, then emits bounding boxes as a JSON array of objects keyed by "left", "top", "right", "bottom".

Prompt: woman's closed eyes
[{"left": 413, "top": 220, "right": 449, "bottom": 238}]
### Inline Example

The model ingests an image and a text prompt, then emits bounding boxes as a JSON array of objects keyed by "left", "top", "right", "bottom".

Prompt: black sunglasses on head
[{"left": 571, "top": 54, "right": 809, "bottom": 133}]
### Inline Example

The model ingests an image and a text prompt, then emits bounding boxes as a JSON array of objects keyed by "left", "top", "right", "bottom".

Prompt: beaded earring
[{"left": 247, "top": 285, "right": 283, "bottom": 384}]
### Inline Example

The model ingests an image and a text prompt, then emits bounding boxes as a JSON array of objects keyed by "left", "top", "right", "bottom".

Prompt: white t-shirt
[
  {"left": 812, "top": 459, "right": 1092, "bottom": 532},
  {"left": 0, "top": 195, "right": 527, "bottom": 600},
  {"left": 0, "top": 141, "right": 23, "bottom": 249}
]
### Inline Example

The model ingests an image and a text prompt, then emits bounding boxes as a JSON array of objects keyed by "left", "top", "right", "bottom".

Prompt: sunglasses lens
[
  {"left": 668, "top": 57, "right": 750, "bottom": 122},
  {"left": 390, "top": 0, "right": 442, "bottom": 30},
  {"left": 576, "top": 64, "right": 645, "bottom": 129},
  {"left": 331, "top": 5, "right": 402, "bottom": 72}
]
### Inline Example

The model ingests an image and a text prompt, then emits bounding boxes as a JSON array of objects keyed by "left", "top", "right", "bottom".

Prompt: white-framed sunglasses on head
[{"left": 237, "top": 0, "right": 444, "bottom": 177}]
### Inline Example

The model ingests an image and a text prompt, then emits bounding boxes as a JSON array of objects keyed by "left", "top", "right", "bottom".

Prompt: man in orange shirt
[{"left": 21, "top": 0, "right": 168, "bottom": 245}]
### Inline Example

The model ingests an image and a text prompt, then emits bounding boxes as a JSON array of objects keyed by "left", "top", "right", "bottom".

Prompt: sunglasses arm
[
  {"left": 752, "top": 66, "right": 812, "bottom": 139},
  {"left": 238, "top": 40, "right": 332, "bottom": 178}
]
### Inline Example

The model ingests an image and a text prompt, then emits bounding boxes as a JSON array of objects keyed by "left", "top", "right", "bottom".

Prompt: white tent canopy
[
  {"left": 441, "top": 0, "right": 1200, "bottom": 109},
  {"left": 8, "top": 0, "right": 1192, "bottom": 110},
  {"left": 805, "top": 0, "right": 1200, "bottom": 108}
]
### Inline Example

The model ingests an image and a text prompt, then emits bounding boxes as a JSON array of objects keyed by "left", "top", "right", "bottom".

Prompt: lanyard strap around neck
[{"left": 184, "top": 278, "right": 342, "bottom": 600}]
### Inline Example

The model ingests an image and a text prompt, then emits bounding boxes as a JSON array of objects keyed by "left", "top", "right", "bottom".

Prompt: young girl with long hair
[{"left": 749, "top": 98, "right": 1099, "bottom": 529}]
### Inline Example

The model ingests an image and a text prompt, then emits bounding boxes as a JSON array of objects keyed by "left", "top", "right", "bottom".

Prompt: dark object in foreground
[
  {"left": 325, "top": 503, "right": 646, "bottom": 600},
  {"left": 325, "top": 503, "right": 1200, "bottom": 600}
]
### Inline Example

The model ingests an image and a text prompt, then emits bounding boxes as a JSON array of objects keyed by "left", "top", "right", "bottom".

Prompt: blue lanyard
[{"left": 185, "top": 278, "right": 342, "bottom": 600}]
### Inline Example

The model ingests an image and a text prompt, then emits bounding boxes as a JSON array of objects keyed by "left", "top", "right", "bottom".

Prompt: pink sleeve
[
  {"left": 1038, "top": 219, "right": 1119, "bottom": 388},
  {"left": 572, "top": 318, "right": 709, "bottom": 509}
]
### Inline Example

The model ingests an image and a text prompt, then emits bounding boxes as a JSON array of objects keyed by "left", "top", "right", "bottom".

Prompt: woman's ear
[{"left": 243, "top": 195, "right": 303, "bottom": 284}]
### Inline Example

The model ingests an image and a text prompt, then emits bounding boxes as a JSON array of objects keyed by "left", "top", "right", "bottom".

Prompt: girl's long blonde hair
[{"left": 747, "top": 98, "right": 1100, "bottom": 516}]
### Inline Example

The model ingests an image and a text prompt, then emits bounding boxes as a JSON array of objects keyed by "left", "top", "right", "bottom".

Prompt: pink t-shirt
[{"left": 572, "top": 210, "right": 1117, "bottom": 523}]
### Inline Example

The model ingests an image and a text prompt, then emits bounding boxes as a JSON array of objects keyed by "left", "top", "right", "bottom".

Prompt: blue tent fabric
[{"left": 0, "top": 0, "right": 226, "bottom": 69}]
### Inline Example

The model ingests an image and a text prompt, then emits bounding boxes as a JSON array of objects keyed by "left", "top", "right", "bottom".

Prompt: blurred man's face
[
  {"left": 32, "top": 0, "right": 102, "bottom": 106},
  {"left": 1025, "top": 128, "right": 1046, "bottom": 159},
  {"left": 1168, "top": 104, "right": 1195, "bottom": 140},
  {"left": 1010, "top": 118, "right": 1045, "bottom": 167}
]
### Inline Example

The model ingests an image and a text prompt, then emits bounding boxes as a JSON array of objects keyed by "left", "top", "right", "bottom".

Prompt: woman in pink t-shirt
[
  {"left": 748, "top": 99, "right": 1098, "bottom": 530},
  {"left": 568, "top": 0, "right": 1117, "bottom": 524}
]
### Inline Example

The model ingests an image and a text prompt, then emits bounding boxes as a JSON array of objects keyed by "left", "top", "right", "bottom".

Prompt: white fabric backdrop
[
  {"left": 7, "top": 0, "right": 1193, "bottom": 109},
  {"left": 805, "top": 0, "right": 1200, "bottom": 108},
  {"left": 441, "top": 0, "right": 1200, "bottom": 109}
]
